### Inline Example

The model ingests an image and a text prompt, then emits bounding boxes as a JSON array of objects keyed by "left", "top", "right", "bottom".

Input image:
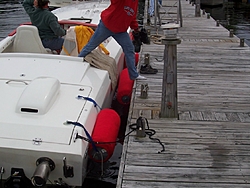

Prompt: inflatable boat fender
[{"left": 88, "top": 108, "right": 121, "bottom": 163}]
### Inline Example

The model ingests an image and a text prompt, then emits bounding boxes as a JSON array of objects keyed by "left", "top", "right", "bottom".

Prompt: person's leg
[
  {"left": 78, "top": 20, "right": 112, "bottom": 57},
  {"left": 148, "top": 0, "right": 155, "bottom": 16},
  {"left": 113, "top": 32, "right": 139, "bottom": 80},
  {"left": 42, "top": 37, "right": 64, "bottom": 51}
]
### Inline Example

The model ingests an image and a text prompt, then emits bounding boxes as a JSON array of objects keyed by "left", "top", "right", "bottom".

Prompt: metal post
[
  {"left": 144, "top": 53, "right": 150, "bottom": 65},
  {"left": 240, "top": 38, "right": 244, "bottom": 47},
  {"left": 140, "top": 83, "right": 149, "bottom": 99},
  {"left": 178, "top": 0, "right": 183, "bottom": 27},
  {"left": 229, "top": 29, "right": 234, "bottom": 37},
  {"left": 136, "top": 117, "right": 146, "bottom": 137},
  {"left": 147, "top": 0, "right": 150, "bottom": 25},
  {"left": 154, "top": 0, "right": 157, "bottom": 28},
  {"left": 160, "top": 38, "right": 181, "bottom": 118},
  {"left": 216, "top": 20, "right": 220, "bottom": 27},
  {"left": 195, "top": 0, "right": 201, "bottom": 17},
  {"left": 147, "top": 29, "right": 151, "bottom": 36},
  {"left": 154, "top": 0, "right": 161, "bottom": 28}
]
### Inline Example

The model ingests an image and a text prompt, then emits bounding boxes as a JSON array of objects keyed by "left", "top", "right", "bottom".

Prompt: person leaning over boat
[
  {"left": 22, "top": 0, "right": 66, "bottom": 52},
  {"left": 78, "top": 0, "right": 146, "bottom": 80}
]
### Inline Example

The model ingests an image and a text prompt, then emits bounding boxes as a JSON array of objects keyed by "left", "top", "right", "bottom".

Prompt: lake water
[
  {"left": 0, "top": 0, "right": 250, "bottom": 187},
  {"left": 0, "top": 0, "right": 29, "bottom": 40},
  {"left": 201, "top": 1, "right": 250, "bottom": 46}
]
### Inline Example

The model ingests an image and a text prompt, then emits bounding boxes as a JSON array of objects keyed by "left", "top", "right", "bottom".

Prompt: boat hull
[
  {"left": 0, "top": 0, "right": 129, "bottom": 186},
  {"left": 0, "top": 53, "right": 116, "bottom": 186}
]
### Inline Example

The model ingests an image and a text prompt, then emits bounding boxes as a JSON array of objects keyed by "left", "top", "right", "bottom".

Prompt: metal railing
[{"left": 150, "top": 0, "right": 183, "bottom": 28}]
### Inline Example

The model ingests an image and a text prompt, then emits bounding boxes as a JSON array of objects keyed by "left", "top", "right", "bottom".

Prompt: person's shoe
[
  {"left": 135, "top": 75, "right": 147, "bottom": 80},
  {"left": 140, "top": 28, "right": 150, "bottom": 44},
  {"left": 140, "top": 64, "right": 158, "bottom": 74}
]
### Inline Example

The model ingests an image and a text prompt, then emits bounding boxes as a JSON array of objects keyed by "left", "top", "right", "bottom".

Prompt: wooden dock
[{"left": 117, "top": 0, "right": 250, "bottom": 187}]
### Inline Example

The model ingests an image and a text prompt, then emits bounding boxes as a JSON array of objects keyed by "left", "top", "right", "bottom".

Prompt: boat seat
[{"left": 13, "top": 25, "right": 51, "bottom": 54}]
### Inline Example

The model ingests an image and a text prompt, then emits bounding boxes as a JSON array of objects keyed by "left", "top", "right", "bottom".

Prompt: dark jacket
[{"left": 22, "top": 0, "right": 66, "bottom": 39}]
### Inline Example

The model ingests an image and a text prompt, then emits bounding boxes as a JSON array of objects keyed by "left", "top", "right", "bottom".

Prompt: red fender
[
  {"left": 88, "top": 109, "right": 121, "bottom": 163},
  {"left": 117, "top": 68, "right": 134, "bottom": 105}
]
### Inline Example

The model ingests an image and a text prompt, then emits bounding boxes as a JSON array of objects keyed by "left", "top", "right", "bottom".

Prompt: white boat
[
  {"left": 201, "top": 0, "right": 224, "bottom": 6},
  {"left": 0, "top": 0, "right": 126, "bottom": 187},
  {"left": 49, "top": 0, "right": 81, "bottom": 9}
]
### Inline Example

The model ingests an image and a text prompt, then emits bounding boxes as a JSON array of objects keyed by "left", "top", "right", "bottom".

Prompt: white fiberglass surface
[
  {"left": 53, "top": 1, "right": 111, "bottom": 25},
  {"left": 0, "top": 54, "right": 88, "bottom": 84},
  {"left": 0, "top": 79, "right": 92, "bottom": 144}
]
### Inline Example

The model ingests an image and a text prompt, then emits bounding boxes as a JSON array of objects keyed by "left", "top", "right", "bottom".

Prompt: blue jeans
[
  {"left": 149, "top": 0, "right": 162, "bottom": 16},
  {"left": 42, "top": 37, "right": 64, "bottom": 51},
  {"left": 78, "top": 20, "right": 139, "bottom": 80}
]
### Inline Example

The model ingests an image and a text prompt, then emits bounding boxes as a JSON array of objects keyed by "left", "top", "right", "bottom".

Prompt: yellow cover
[{"left": 74, "top": 25, "right": 109, "bottom": 55}]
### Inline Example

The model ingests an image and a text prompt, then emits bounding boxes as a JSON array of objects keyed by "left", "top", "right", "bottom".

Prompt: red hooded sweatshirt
[{"left": 101, "top": 0, "right": 139, "bottom": 33}]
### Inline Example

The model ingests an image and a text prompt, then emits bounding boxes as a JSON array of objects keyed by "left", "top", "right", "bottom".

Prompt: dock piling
[
  {"left": 195, "top": 0, "right": 201, "bottom": 17},
  {"left": 216, "top": 20, "right": 220, "bottom": 27},
  {"left": 159, "top": 24, "right": 181, "bottom": 118},
  {"left": 229, "top": 29, "right": 234, "bottom": 37},
  {"left": 240, "top": 38, "right": 244, "bottom": 47}
]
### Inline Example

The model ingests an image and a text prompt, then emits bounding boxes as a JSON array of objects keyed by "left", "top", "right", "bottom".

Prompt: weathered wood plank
[
  {"left": 122, "top": 181, "right": 250, "bottom": 188},
  {"left": 117, "top": 0, "right": 250, "bottom": 187}
]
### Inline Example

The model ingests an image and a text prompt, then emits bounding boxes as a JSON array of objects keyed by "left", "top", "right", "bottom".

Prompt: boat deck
[{"left": 117, "top": 0, "right": 250, "bottom": 187}]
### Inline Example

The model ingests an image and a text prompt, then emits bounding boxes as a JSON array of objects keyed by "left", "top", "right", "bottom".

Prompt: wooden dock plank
[{"left": 117, "top": 0, "right": 250, "bottom": 187}]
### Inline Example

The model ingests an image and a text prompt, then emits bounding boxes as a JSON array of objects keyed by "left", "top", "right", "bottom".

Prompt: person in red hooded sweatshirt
[{"left": 78, "top": 0, "right": 146, "bottom": 80}]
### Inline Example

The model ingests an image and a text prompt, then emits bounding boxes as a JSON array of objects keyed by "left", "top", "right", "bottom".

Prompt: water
[
  {"left": 0, "top": 0, "right": 29, "bottom": 39},
  {"left": 201, "top": 1, "right": 250, "bottom": 46}
]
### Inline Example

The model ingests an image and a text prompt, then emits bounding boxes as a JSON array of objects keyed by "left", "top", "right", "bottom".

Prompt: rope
[
  {"left": 150, "top": 34, "right": 165, "bottom": 44},
  {"left": 77, "top": 95, "right": 102, "bottom": 110},
  {"left": 66, "top": 121, "right": 99, "bottom": 152},
  {"left": 143, "top": 117, "right": 165, "bottom": 153},
  {"left": 72, "top": 117, "right": 165, "bottom": 153},
  {"left": 128, "top": 117, "right": 165, "bottom": 153}
]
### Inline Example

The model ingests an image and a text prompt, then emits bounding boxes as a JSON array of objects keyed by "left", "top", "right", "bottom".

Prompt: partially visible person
[
  {"left": 149, "top": 0, "right": 162, "bottom": 17},
  {"left": 22, "top": 0, "right": 66, "bottom": 52},
  {"left": 78, "top": 0, "right": 146, "bottom": 80}
]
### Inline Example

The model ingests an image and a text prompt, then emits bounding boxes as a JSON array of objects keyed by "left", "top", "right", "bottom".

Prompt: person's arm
[
  {"left": 130, "top": 19, "right": 139, "bottom": 32},
  {"left": 48, "top": 14, "right": 66, "bottom": 37},
  {"left": 110, "top": 0, "right": 119, "bottom": 4},
  {"left": 22, "top": 0, "right": 36, "bottom": 15}
]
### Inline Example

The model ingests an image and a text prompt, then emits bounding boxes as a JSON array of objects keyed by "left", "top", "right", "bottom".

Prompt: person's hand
[
  {"left": 34, "top": 0, "right": 38, "bottom": 7},
  {"left": 133, "top": 27, "right": 140, "bottom": 33}
]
